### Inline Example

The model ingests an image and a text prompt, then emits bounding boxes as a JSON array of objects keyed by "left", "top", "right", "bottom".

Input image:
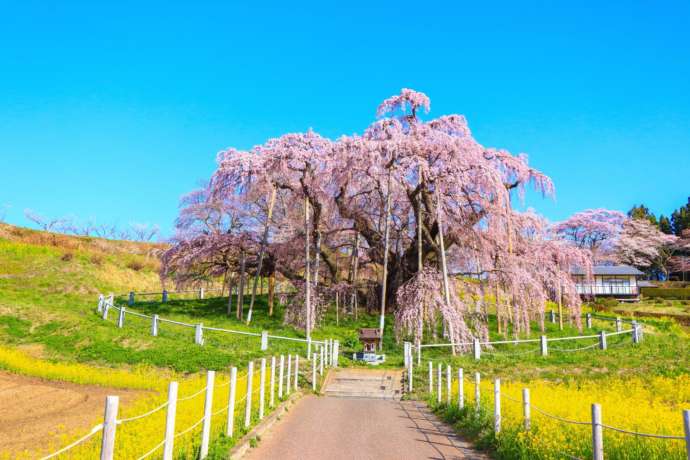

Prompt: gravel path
[{"left": 243, "top": 395, "right": 489, "bottom": 460}]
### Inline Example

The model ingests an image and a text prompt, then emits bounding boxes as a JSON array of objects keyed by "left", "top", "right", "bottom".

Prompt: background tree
[{"left": 552, "top": 209, "right": 626, "bottom": 264}]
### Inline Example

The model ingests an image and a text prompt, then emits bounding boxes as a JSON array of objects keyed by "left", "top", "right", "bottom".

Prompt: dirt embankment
[{"left": 0, "top": 371, "right": 142, "bottom": 457}]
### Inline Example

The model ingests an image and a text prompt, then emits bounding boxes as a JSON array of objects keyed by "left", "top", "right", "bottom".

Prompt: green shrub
[{"left": 642, "top": 287, "right": 690, "bottom": 300}]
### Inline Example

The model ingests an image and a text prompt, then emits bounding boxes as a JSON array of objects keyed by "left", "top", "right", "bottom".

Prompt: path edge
[{"left": 228, "top": 390, "right": 304, "bottom": 459}]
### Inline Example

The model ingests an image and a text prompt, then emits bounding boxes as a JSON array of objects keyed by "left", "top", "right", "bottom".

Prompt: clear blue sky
[{"left": 1, "top": 1, "right": 689, "bottom": 238}]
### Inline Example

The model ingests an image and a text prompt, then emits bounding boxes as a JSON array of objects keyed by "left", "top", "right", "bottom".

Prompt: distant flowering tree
[
  {"left": 613, "top": 217, "right": 678, "bottom": 278},
  {"left": 552, "top": 209, "right": 626, "bottom": 264},
  {"left": 167, "top": 89, "right": 589, "bottom": 342}
]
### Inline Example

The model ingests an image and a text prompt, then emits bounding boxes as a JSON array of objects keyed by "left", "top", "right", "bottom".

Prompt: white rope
[
  {"left": 174, "top": 416, "right": 206, "bottom": 439},
  {"left": 601, "top": 423, "right": 685, "bottom": 440},
  {"left": 203, "top": 326, "right": 262, "bottom": 337},
  {"left": 550, "top": 343, "right": 599, "bottom": 353},
  {"left": 117, "top": 401, "right": 169, "bottom": 424},
  {"left": 157, "top": 317, "right": 195, "bottom": 328},
  {"left": 136, "top": 438, "right": 166, "bottom": 460},
  {"left": 39, "top": 423, "right": 103, "bottom": 459},
  {"left": 531, "top": 405, "right": 591, "bottom": 426},
  {"left": 482, "top": 347, "right": 540, "bottom": 357},
  {"left": 177, "top": 386, "right": 208, "bottom": 402},
  {"left": 546, "top": 334, "right": 601, "bottom": 342}
]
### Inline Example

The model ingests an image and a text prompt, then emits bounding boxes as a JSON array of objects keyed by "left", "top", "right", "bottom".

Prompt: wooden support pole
[
  {"left": 162, "top": 381, "right": 178, "bottom": 460},
  {"left": 378, "top": 170, "right": 393, "bottom": 350},
  {"left": 247, "top": 188, "right": 276, "bottom": 324}
]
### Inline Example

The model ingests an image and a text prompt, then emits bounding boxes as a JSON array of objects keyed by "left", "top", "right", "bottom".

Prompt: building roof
[
  {"left": 358, "top": 328, "right": 382, "bottom": 340},
  {"left": 571, "top": 265, "right": 645, "bottom": 276}
]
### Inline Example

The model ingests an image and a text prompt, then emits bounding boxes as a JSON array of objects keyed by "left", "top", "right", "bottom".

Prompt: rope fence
[
  {"left": 402, "top": 358, "right": 690, "bottom": 460},
  {"left": 96, "top": 293, "right": 332, "bottom": 358},
  {"left": 40, "top": 347, "right": 334, "bottom": 460},
  {"left": 410, "top": 310, "right": 643, "bottom": 362}
]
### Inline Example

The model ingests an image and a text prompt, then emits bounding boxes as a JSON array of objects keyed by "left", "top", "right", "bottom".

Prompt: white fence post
[
  {"left": 128, "top": 291, "right": 135, "bottom": 306},
  {"left": 494, "top": 379, "right": 501, "bottom": 434},
  {"left": 403, "top": 342, "right": 409, "bottom": 368},
  {"left": 162, "top": 289, "right": 168, "bottom": 303},
  {"left": 475, "top": 372, "right": 481, "bottom": 412},
  {"left": 259, "top": 358, "right": 266, "bottom": 420},
  {"left": 149, "top": 314, "right": 158, "bottom": 336},
  {"left": 244, "top": 362, "right": 254, "bottom": 428},
  {"left": 407, "top": 356, "right": 413, "bottom": 393},
  {"left": 428, "top": 361, "right": 433, "bottom": 394},
  {"left": 199, "top": 287, "right": 205, "bottom": 299},
  {"left": 458, "top": 368, "right": 464, "bottom": 409},
  {"left": 473, "top": 338, "right": 481, "bottom": 360},
  {"left": 550, "top": 310, "right": 555, "bottom": 323},
  {"left": 286, "top": 355, "right": 292, "bottom": 395},
  {"left": 117, "top": 307, "right": 125, "bottom": 328},
  {"left": 269, "top": 357, "right": 276, "bottom": 407},
  {"left": 320, "top": 345, "right": 325, "bottom": 374},
  {"left": 102, "top": 300, "right": 110, "bottom": 320},
  {"left": 261, "top": 331, "right": 268, "bottom": 351},
  {"left": 226, "top": 367, "right": 237, "bottom": 437},
  {"left": 99, "top": 395, "right": 119, "bottom": 460},
  {"left": 333, "top": 340, "right": 339, "bottom": 367},
  {"left": 592, "top": 403, "right": 603, "bottom": 460},
  {"left": 416, "top": 342, "right": 421, "bottom": 366},
  {"left": 682, "top": 409, "right": 690, "bottom": 460},
  {"left": 615, "top": 317, "right": 622, "bottom": 332},
  {"left": 195, "top": 324, "right": 204, "bottom": 345},
  {"left": 599, "top": 331, "right": 607, "bottom": 350},
  {"left": 540, "top": 335, "right": 548, "bottom": 356},
  {"left": 278, "top": 355, "right": 284, "bottom": 399},
  {"left": 97, "top": 294, "right": 104, "bottom": 313},
  {"left": 446, "top": 365, "right": 451, "bottom": 405},
  {"left": 586, "top": 312, "right": 592, "bottom": 329},
  {"left": 437, "top": 364, "right": 442, "bottom": 404},
  {"left": 294, "top": 355, "right": 299, "bottom": 391},
  {"left": 312, "top": 353, "right": 317, "bottom": 391},
  {"left": 162, "top": 381, "right": 178, "bottom": 460},
  {"left": 199, "top": 370, "right": 215, "bottom": 459},
  {"left": 632, "top": 321, "right": 640, "bottom": 344},
  {"left": 522, "top": 388, "right": 531, "bottom": 430}
]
